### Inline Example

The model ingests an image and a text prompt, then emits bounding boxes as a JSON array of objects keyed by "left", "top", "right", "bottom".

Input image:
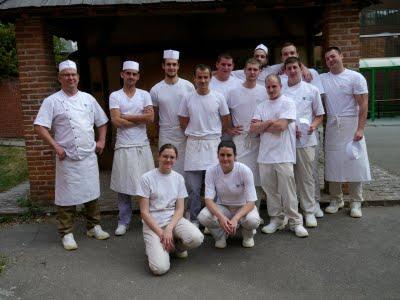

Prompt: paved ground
[{"left": 0, "top": 207, "right": 400, "bottom": 299}]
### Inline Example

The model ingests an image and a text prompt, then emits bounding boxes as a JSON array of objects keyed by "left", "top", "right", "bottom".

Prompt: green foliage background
[{"left": 0, "top": 22, "right": 69, "bottom": 79}]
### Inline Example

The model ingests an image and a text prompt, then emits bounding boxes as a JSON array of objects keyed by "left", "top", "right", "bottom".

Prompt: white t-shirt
[
  {"left": 109, "top": 88, "right": 152, "bottom": 148},
  {"left": 282, "top": 81, "right": 325, "bottom": 148},
  {"left": 150, "top": 78, "right": 195, "bottom": 129},
  {"left": 320, "top": 69, "right": 368, "bottom": 117},
  {"left": 253, "top": 95, "right": 297, "bottom": 164},
  {"left": 209, "top": 76, "right": 242, "bottom": 99},
  {"left": 137, "top": 168, "right": 188, "bottom": 227},
  {"left": 205, "top": 162, "right": 257, "bottom": 206},
  {"left": 232, "top": 64, "right": 281, "bottom": 86},
  {"left": 227, "top": 84, "right": 267, "bottom": 131},
  {"left": 34, "top": 90, "right": 108, "bottom": 160},
  {"left": 280, "top": 68, "right": 325, "bottom": 94},
  {"left": 178, "top": 90, "right": 230, "bottom": 138}
]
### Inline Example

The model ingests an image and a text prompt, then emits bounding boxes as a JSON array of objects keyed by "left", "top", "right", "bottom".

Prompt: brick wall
[
  {"left": 323, "top": 5, "right": 361, "bottom": 69},
  {"left": 15, "top": 16, "right": 58, "bottom": 204},
  {"left": 0, "top": 78, "right": 23, "bottom": 138}
]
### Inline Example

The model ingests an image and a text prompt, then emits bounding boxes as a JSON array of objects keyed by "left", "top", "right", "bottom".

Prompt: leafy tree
[
  {"left": 0, "top": 22, "right": 18, "bottom": 79},
  {"left": 53, "top": 36, "right": 69, "bottom": 66}
]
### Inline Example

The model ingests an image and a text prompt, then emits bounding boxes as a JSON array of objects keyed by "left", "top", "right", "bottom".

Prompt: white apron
[
  {"left": 55, "top": 152, "right": 100, "bottom": 206},
  {"left": 158, "top": 126, "right": 186, "bottom": 176},
  {"left": 184, "top": 137, "right": 220, "bottom": 171},
  {"left": 110, "top": 144, "right": 155, "bottom": 195},
  {"left": 233, "top": 133, "right": 261, "bottom": 186},
  {"left": 325, "top": 116, "right": 371, "bottom": 182}
]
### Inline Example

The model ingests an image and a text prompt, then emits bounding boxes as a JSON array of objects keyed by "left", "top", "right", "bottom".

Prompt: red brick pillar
[
  {"left": 323, "top": 4, "right": 361, "bottom": 69},
  {"left": 15, "top": 16, "right": 58, "bottom": 204}
]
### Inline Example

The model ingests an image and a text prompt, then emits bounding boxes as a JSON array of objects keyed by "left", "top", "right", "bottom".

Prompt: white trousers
[
  {"left": 198, "top": 205, "right": 260, "bottom": 241},
  {"left": 142, "top": 218, "right": 204, "bottom": 275},
  {"left": 329, "top": 182, "right": 363, "bottom": 203},
  {"left": 294, "top": 147, "right": 316, "bottom": 215},
  {"left": 259, "top": 163, "right": 303, "bottom": 226},
  {"left": 313, "top": 131, "right": 321, "bottom": 202}
]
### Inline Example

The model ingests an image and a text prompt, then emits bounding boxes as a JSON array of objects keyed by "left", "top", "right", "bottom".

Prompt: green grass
[{"left": 0, "top": 146, "right": 28, "bottom": 192}]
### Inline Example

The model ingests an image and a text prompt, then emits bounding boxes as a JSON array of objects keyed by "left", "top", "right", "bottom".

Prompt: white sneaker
[
  {"left": 115, "top": 224, "right": 128, "bottom": 236},
  {"left": 215, "top": 237, "right": 227, "bottom": 249},
  {"left": 175, "top": 250, "right": 188, "bottom": 258},
  {"left": 203, "top": 227, "right": 211, "bottom": 235},
  {"left": 261, "top": 221, "right": 285, "bottom": 234},
  {"left": 242, "top": 237, "right": 255, "bottom": 248},
  {"left": 62, "top": 233, "right": 78, "bottom": 251},
  {"left": 292, "top": 225, "right": 309, "bottom": 238},
  {"left": 325, "top": 200, "right": 345, "bottom": 214},
  {"left": 350, "top": 202, "right": 362, "bottom": 218},
  {"left": 87, "top": 225, "right": 110, "bottom": 240},
  {"left": 314, "top": 202, "right": 324, "bottom": 218},
  {"left": 305, "top": 214, "right": 318, "bottom": 228}
]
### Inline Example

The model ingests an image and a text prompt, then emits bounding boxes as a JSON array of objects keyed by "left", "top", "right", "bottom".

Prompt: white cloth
[
  {"left": 110, "top": 145, "right": 155, "bottom": 195},
  {"left": 209, "top": 76, "right": 242, "bottom": 99},
  {"left": 232, "top": 64, "right": 281, "bottom": 86},
  {"left": 325, "top": 116, "right": 371, "bottom": 182},
  {"left": 55, "top": 152, "right": 100, "bottom": 206},
  {"left": 253, "top": 95, "right": 297, "bottom": 164},
  {"left": 321, "top": 69, "right": 371, "bottom": 182},
  {"left": 205, "top": 162, "right": 257, "bottom": 206},
  {"left": 320, "top": 69, "right": 368, "bottom": 117},
  {"left": 178, "top": 90, "right": 230, "bottom": 138},
  {"left": 34, "top": 90, "right": 108, "bottom": 206},
  {"left": 109, "top": 88, "right": 152, "bottom": 148},
  {"left": 282, "top": 80, "right": 325, "bottom": 148},
  {"left": 280, "top": 67, "right": 325, "bottom": 94},
  {"left": 151, "top": 78, "right": 195, "bottom": 174},
  {"left": 34, "top": 90, "right": 108, "bottom": 160},
  {"left": 184, "top": 137, "right": 220, "bottom": 171},
  {"left": 227, "top": 84, "right": 266, "bottom": 186},
  {"left": 137, "top": 169, "right": 188, "bottom": 227}
]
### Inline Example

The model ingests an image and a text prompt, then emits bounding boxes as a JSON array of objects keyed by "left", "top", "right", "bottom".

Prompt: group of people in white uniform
[{"left": 33, "top": 42, "right": 371, "bottom": 276}]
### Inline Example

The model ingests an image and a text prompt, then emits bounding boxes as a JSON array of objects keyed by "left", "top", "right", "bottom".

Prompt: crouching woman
[
  {"left": 198, "top": 141, "right": 261, "bottom": 249},
  {"left": 137, "top": 144, "right": 204, "bottom": 275}
]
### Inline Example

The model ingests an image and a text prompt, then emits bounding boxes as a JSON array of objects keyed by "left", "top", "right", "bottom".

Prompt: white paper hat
[
  {"left": 298, "top": 118, "right": 310, "bottom": 145},
  {"left": 163, "top": 50, "right": 180, "bottom": 60},
  {"left": 255, "top": 44, "right": 269, "bottom": 55},
  {"left": 346, "top": 141, "right": 362, "bottom": 160},
  {"left": 123, "top": 61, "right": 139, "bottom": 71},
  {"left": 59, "top": 60, "right": 77, "bottom": 72}
]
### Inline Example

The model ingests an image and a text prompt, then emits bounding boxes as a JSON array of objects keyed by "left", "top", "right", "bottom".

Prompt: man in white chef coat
[
  {"left": 34, "top": 60, "right": 110, "bottom": 251},
  {"left": 281, "top": 57, "right": 325, "bottom": 227},
  {"left": 210, "top": 53, "right": 242, "bottom": 99},
  {"left": 320, "top": 46, "right": 371, "bottom": 218},
  {"left": 178, "top": 64, "right": 231, "bottom": 226},
  {"left": 109, "top": 61, "right": 155, "bottom": 236},
  {"left": 150, "top": 49, "right": 195, "bottom": 176}
]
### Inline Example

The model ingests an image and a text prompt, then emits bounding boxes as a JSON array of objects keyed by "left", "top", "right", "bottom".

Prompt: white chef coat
[
  {"left": 205, "top": 162, "right": 257, "bottom": 207},
  {"left": 109, "top": 88, "right": 152, "bottom": 148},
  {"left": 282, "top": 80, "right": 325, "bottom": 148},
  {"left": 253, "top": 94, "right": 297, "bottom": 164},
  {"left": 34, "top": 90, "right": 108, "bottom": 205},
  {"left": 137, "top": 168, "right": 188, "bottom": 227},
  {"left": 321, "top": 69, "right": 371, "bottom": 182}
]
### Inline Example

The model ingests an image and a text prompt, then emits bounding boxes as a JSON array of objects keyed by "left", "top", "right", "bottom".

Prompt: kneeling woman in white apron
[
  {"left": 198, "top": 141, "right": 261, "bottom": 249},
  {"left": 137, "top": 144, "right": 204, "bottom": 275}
]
